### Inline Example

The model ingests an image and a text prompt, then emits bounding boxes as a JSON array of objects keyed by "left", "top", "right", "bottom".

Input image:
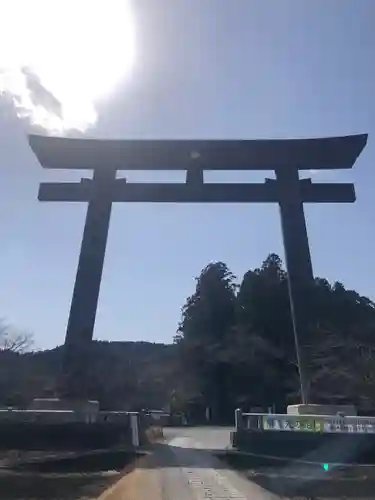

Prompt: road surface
[
  {"left": 99, "top": 426, "right": 278, "bottom": 500},
  {"left": 163, "top": 426, "right": 234, "bottom": 450}
]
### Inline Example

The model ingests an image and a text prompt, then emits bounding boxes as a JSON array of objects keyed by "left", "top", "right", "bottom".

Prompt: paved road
[
  {"left": 163, "top": 426, "right": 234, "bottom": 450},
  {"left": 99, "top": 426, "right": 277, "bottom": 500}
]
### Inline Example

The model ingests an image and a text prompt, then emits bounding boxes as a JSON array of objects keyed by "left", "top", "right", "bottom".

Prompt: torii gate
[{"left": 29, "top": 134, "right": 368, "bottom": 403}]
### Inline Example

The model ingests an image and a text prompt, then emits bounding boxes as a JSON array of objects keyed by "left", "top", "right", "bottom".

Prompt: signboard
[
  {"left": 321, "top": 417, "right": 375, "bottom": 434},
  {"left": 261, "top": 415, "right": 375, "bottom": 434},
  {"left": 262, "top": 415, "right": 323, "bottom": 432}
]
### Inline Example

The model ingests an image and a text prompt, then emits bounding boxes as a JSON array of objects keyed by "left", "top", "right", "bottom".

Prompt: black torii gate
[{"left": 29, "top": 134, "right": 368, "bottom": 403}]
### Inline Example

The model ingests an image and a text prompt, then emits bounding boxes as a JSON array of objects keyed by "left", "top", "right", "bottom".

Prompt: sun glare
[{"left": 0, "top": 0, "right": 136, "bottom": 132}]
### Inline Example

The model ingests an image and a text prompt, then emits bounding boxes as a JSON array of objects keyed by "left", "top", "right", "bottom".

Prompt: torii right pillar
[{"left": 275, "top": 168, "right": 315, "bottom": 404}]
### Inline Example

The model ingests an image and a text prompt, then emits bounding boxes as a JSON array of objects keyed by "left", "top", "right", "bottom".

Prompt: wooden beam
[
  {"left": 29, "top": 134, "right": 368, "bottom": 171},
  {"left": 38, "top": 181, "right": 355, "bottom": 203}
]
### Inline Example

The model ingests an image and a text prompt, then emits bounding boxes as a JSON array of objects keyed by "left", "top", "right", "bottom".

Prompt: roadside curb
[{"left": 97, "top": 450, "right": 155, "bottom": 500}]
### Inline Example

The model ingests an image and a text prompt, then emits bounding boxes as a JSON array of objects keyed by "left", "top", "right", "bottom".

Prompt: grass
[
  {"left": 0, "top": 450, "right": 142, "bottom": 500},
  {"left": 221, "top": 451, "right": 375, "bottom": 499},
  {"left": 0, "top": 470, "right": 119, "bottom": 500}
]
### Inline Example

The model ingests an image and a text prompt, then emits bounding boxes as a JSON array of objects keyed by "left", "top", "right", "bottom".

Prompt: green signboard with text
[{"left": 262, "top": 415, "right": 375, "bottom": 433}]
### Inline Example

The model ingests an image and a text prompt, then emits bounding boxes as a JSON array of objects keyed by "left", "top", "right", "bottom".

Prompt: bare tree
[{"left": 0, "top": 320, "right": 34, "bottom": 353}]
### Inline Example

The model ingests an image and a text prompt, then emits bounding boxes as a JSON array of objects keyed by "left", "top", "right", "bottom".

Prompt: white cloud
[{"left": 0, "top": 0, "right": 136, "bottom": 134}]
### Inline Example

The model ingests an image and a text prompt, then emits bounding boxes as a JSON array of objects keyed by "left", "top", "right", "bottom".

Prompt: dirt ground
[
  {"left": 3, "top": 432, "right": 375, "bottom": 500},
  {"left": 222, "top": 453, "right": 375, "bottom": 499},
  {"left": 0, "top": 449, "right": 142, "bottom": 500},
  {"left": 0, "top": 470, "right": 119, "bottom": 500}
]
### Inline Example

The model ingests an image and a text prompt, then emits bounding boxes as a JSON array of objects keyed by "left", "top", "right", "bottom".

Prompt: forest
[{"left": 1, "top": 253, "right": 374, "bottom": 421}]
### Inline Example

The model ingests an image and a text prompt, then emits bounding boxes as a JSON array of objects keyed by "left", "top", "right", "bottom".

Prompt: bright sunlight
[{"left": 0, "top": 0, "right": 136, "bottom": 133}]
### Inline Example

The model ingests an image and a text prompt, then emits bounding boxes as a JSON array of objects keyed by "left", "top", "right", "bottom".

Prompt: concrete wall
[
  {"left": 97, "top": 411, "right": 131, "bottom": 423},
  {"left": 233, "top": 409, "right": 375, "bottom": 464},
  {"left": 28, "top": 398, "right": 99, "bottom": 413},
  {"left": 233, "top": 427, "right": 375, "bottom": 464},
  {"left": 0, "top": 410, "right": 83, "bottom": 424},
  {"left": 0, "top": 421, "right": 133, "bottom": 450},
  {"left": 0, "top": 409, "right": 146, "bottom": 451},
  {"left": 287, "top": 404, "right": 357, "bottom": 416}
]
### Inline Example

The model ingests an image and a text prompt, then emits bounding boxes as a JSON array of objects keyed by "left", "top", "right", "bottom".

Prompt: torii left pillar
[{"left": 61, "top": 167, "right": 116, "bottom": 398}]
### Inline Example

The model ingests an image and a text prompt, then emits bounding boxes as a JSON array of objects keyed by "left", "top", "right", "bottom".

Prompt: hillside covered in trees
[
  {"left": 0, "top": 340, "right": 176, "bottom": 411},
  {"left": 1, "top": 253, "right": 374, "bottom": 420}
]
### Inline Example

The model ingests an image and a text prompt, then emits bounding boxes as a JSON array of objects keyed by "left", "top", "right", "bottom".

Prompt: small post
[
  {"left": 235, "top": 408, "right": 243, "bottom": 430},
  {"left": 129, "top": 412, "right": 140, "bottom": 447},
  {"left": 205, "top": 406, "right": 210, "bottom": 422}
]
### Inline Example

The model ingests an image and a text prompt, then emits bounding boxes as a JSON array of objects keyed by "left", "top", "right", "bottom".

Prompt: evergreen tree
[{"left": 176, "top": 262, "right": 237, "bottom": 422}]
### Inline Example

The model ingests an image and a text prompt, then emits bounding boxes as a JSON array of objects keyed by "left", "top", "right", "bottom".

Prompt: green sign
[
  {"left": 262, "top": 415, "right": 324, "bottom": 432},
  {"left": 261, "top": 415, "right": 375, "bottom": 433}
]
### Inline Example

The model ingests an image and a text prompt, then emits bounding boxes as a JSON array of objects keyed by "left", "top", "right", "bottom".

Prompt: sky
[{"left": 0, "top": 0, "right": 374, "bottom": 349}]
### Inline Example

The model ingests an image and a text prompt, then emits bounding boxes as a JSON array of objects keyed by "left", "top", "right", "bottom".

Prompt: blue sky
[{"left": 0, "top": 0, "right": 374, "bottom": 349}]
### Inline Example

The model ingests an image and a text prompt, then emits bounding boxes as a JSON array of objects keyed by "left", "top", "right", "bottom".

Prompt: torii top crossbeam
[{"left": 29, "top": 134, "right": 367, "bottom": 171}]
